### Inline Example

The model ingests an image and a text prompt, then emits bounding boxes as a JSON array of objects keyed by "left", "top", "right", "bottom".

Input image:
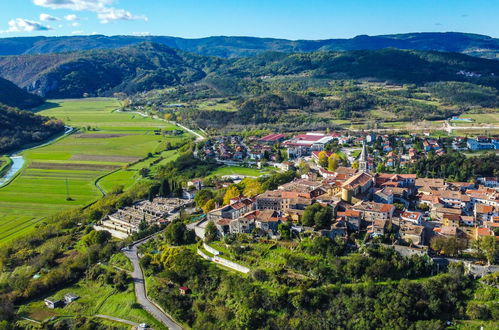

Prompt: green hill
[
  {"left": 0, "top": 77, "right": 44, "bottom": 109},
  {"left": 0, "top": 44, "right": 498, "bottom": 98},
  {"left": 0, "top": 104, "right": 64, "bottom": 154},
  {"left": 0, "top": 42, "right": 219, "bottom": 98},
  {"left": 0, "top": 77, "right": 62, "bottom": 153}
]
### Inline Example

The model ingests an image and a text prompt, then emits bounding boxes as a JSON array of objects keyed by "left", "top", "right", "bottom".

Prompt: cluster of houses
[
  {"left": 94, "top": 198, "right": 194, "bottom": 239},
  {"left": 201, "top": 136, "right": 248, "bottom": 160},
  {"left": 198, "top": 130, "right": 498, "bottom": 177},
  {"left": 207, "top": 142, "right": 498, "bottom": 247}
]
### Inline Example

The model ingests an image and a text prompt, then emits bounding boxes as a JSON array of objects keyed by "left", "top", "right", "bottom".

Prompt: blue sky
[{"left": 0, "top": 0, "right": 498, "bottom": 39}]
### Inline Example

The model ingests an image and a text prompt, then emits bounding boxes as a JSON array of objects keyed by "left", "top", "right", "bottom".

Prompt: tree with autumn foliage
[
  {"left": 318, "top": 151, "right": 328, "bottom": 168},
  {"left": 328, "top": 153, "right": 340, "bottom": 171},
  {"left": 223, "top": 185, "right": 241, "bottom": 205}
]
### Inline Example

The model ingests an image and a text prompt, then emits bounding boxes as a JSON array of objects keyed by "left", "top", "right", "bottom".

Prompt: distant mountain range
[
  {"left": 0, "top": 32, "right": 499, "bottom": 59},
  {"left": 1, "top": 42, "right": 498, "bottom": 98}
]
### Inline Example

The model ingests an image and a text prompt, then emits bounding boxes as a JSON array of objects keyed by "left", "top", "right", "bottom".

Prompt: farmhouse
[{"left": 44, "top": 298, "right": 64, "bottom": 309}]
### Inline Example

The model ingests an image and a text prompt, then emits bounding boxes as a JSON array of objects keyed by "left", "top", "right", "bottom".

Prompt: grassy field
[
  {"left": 207, "top": 165, "right": 276, "bottom": 178},
  {"left": 0, "top": 155, "right": 12, "bottom": 177},
  {"left": 195, "top": 98, "right": 238, "bottom": 112},
  {"left": 19, "top": 278, "right": 164, "bottom": 328},
  {"left": 0, "top": 98, "right": 188, "bottom": 245},
  {"left": 456, "top": 112, "right": 499, "bottom": 124}
]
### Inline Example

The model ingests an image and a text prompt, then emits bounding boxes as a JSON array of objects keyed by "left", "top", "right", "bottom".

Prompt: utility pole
[{"left": 65, "top": 177, "right": 72, "bottom": 201}]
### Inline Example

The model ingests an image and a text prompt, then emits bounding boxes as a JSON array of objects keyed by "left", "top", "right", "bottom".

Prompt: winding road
[{"left": 123, "top": 235, "right": 183, "bottom": 330}]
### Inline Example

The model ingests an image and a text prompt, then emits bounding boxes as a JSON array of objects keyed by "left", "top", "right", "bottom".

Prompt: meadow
[
  {"left": 0, "top": 98, "right": 189, "bottom": 244},
  {"left": 207, "top": 165, "right": 275, "bottom": 178},
  {"left": 19, "top": 278, "right": 164, "bottom": 329},
  {"left": 456, "top": 112, "right": 499, "bottom": 124}
]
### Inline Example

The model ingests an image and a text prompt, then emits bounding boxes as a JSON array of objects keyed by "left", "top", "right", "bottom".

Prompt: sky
[{"left": 0, "top": 0, "right": 498, "bottom": 40}]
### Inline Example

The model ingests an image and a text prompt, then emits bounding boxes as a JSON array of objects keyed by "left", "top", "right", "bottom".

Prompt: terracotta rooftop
[
  {"left": 354, "top": 201, "right": 395, "bottom": 213},
  {"left": 476, "top": 204, "right": 494, "bottom": 214},
  {"left": 342, "top": 172, "right": 373, "bottom": 190}
]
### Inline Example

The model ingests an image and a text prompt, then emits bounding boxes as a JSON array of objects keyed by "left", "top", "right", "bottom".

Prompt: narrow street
[{"left": 123, "top": 236, "right": 183, "bottom": 330}]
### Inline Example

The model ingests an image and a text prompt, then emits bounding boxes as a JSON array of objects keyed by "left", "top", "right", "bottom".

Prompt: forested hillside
[
  {"left": 0, "top": 104, "right": 64, "bottom": 153},
  {"left": 0, "top": 42, "right": 220, "bottom": 98},
  {"left": 0, "top": 32, "right": 498, "bottom": 59},
  {"left": 0, "top": 77, "right": 44, "bottom": 109},
  {"left": 1, "top": 44, "right": 498, "bottom": 98}
]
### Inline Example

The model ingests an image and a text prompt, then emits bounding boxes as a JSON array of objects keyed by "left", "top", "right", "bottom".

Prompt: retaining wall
[{"left": 197, "top": 248, "right": 250, "bottom": 274}]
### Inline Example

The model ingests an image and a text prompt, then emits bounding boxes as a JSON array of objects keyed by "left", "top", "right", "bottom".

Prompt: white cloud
[
  {"left": 33, "top": 0, "right": 112, "bottom": 12},
  {"left": 40, "top": 13, "right": 60, "bottom": 21},
  {"left": 33, "top": 0, "right": 147, "bottom": 24},
  {"left": 71, "top": 30, "right": 84, "bottom": 34},
  {"left": 1, "top": 18, "right": 52, "bottom": 33},
  {"left": 65, "top": 14, "right": 79, "bottom": 21},
  {"left": 98, "top": 8, "right": 147, "bottom": 24},
  {"left": 71, "top": 22, "right": 81, "bottom": 27},
  {"left": 131, "top": 32, "right": 151, "bottom": 37}
]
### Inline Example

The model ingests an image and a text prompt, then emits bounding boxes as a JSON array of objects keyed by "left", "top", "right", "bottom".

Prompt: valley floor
[{"left": 0, "top": 98, "right": 190, "bottom": 245}]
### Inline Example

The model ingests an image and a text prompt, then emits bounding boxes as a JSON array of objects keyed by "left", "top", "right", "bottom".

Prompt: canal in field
[{"left": 0, "top": 156, "right": 25, "bottom": 187}]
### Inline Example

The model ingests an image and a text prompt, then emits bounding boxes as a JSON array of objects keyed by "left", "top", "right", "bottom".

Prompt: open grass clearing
[
  {"left": 195, "top": 98, "right": 238, "bottom": 112},
  {"left": 207, "top": 165, "right": 276, "bottom": 178},
  {"left": 19, "top": 278, "right": 164, "bottom": 328},
  {"left": 459, "top": 112, "right": 499, "bottom": 124}
]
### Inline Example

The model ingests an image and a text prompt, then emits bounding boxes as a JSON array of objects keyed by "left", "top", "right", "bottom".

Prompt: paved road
[
  {"left": 123, "top": 238, "right": 182, "bottom": 330},
  {"left": 118, "top": 109, "right": 205, "bottom": 142}
]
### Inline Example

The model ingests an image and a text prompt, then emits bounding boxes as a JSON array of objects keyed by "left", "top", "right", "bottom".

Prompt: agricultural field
[{"left": 0, "top": 98, "right": 190, "bottom": 245}]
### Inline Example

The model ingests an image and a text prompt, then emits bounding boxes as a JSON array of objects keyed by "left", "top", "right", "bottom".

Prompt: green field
[
  {"left": 0, "top": 98, "right": 188, "bottom": 244},
  {"left": 195, "top": 98, "right": 238, "bottom": 112},
  {"left": 0, "top": 155, "right": 12, "bottom": 177},
  {"left": 457, "top": 112, "right": 499, "bottom": 124},
  {"left": 207, "top": 165, "right": 275, "bottom": 178},
  {"left": 19, "top": 278, "right": 164, "bottom": 329}
]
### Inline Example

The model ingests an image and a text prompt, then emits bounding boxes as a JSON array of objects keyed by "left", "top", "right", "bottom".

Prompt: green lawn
[
  {"left": 0, "top": 98, "right": 188, "bottom": 245},
  {"left": 207, "top": 165, "right": 275, "bottom": 178}
]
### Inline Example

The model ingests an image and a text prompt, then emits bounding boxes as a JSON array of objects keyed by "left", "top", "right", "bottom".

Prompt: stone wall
[{"left": 203, "top": 242, "right": 220, "bottom": 255}]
